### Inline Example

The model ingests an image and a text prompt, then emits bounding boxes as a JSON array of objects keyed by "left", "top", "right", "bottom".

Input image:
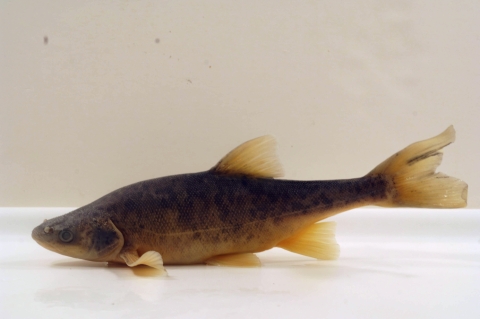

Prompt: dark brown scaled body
[{"left": 78, "top": 172, "right": 388, "bottom": 264}]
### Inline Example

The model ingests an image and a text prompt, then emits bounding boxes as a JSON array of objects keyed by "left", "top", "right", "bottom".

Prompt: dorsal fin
[{"left": 211, "top": 135, "right": 284, "bottom": 178}]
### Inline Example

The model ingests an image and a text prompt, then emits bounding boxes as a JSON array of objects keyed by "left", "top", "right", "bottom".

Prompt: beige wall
[{"left": 1, "top": 1, "right": 479, "bottom": 207}]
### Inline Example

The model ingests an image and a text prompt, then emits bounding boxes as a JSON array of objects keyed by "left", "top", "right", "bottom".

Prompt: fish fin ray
[
  {"left": 211, "top": 135, "right": 284, "bottom": 178},
  {"left": 205, "top": 253, "right": 261, "bottom": 267},
  {"left": 370, "top": 125, "right": 468, "bottom": 208},
  {"left": 276, "top": 222, "right": 340, "bottom": 260},
  {"left": 120, "top": 250, "right": 167, "bottom": 275}
]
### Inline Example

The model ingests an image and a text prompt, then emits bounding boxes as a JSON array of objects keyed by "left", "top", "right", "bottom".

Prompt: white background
[{"left": 1, "top": 1, "right": 479, "bottom": 207}]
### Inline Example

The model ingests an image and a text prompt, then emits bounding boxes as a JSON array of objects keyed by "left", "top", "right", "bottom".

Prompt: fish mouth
[
  {"left": 31, "top": 224, "right": 56, "bottom": 252},
  {"left": 31, "top": 225, "right": 43, "bottom": 242}
]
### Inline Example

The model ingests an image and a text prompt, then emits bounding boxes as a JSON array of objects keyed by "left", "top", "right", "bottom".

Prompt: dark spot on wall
[
  {"left": 155, "top": 38, "right": 160, "bottom": 43},
  {"left": 44, "top": 36, "right": 48, "bottom": 45}
]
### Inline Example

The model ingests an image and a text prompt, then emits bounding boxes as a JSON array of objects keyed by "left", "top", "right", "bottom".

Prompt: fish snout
[
  {"left": 32, "top": 224, "right": 44, "bottom": 241},
  {"left": 31, "top": 221, "right": 56, "bottom": 249}
]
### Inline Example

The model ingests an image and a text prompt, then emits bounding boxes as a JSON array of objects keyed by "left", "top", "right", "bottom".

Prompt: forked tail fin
[{"left": 369, "top": 126, "right": 468, "bottom": 208}]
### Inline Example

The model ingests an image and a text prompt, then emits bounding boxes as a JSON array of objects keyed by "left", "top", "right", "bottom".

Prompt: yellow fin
[
  {"left": 211, "top": 135, "right": 284, "bottom": 178},
  {"left": 120, "top": 250, "right": 167, "bottom": 275},
  {"left": 276, "top": 222, "right": 340, "bottom": 260},
  {"left": 370, "top": 125, "right": 468, "bottom": 208},
  {"left": 205, "top": 253, "right": 261, "bottom": 267}
]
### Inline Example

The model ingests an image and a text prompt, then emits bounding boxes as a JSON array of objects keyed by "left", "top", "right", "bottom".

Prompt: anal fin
[
  {"left": 276, "top": 222, "right": 340, "bottom": 260},
  {"left": 120, "top": 250, "right": 167, "bottom": 275},
  {"left": 205, "top": 253, "right": 261, "bottom": 267}
]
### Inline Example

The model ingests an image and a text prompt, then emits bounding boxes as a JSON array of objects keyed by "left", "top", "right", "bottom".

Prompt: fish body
[{"left": 32, "top": 126, "right": 468, "bottom": 273}]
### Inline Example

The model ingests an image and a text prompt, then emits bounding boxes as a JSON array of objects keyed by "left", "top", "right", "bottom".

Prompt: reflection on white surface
[{"left": 0, "top": 208, "right": 479, "bottom": 319}]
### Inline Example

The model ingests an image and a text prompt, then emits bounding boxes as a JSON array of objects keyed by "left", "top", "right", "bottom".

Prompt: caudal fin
[{"left": 369, "top": 126, "right": 468, "bottom": 208}]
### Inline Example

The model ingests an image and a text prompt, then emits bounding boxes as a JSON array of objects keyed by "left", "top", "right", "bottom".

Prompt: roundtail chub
[{"left": 32, "top": 126, "right": 468, "bottom": 275}]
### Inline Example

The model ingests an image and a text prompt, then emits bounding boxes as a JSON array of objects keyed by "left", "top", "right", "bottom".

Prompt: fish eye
[{"left": 59, "top": 230, "right": 74, "bottom": 243}]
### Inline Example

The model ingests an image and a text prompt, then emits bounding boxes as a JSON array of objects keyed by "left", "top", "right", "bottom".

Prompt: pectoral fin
[
  {"left": 276, "top": 222, "right": 340, "bottom": 260},
  {"left": 120, "top": 250, "right": 167, "bottom": 275},
  {"left": 206, "top": 253, "right": 261, "bottom": 267}
]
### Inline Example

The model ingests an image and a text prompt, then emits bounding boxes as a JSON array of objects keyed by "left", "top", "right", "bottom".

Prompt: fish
[{"left": 32, "top": 126, "right": 468, "bottom": 275}]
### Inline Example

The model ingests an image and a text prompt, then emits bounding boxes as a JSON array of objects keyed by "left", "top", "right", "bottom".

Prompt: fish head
[{"left": 32, "top": 209, "right": 124, "bottom": 262}]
